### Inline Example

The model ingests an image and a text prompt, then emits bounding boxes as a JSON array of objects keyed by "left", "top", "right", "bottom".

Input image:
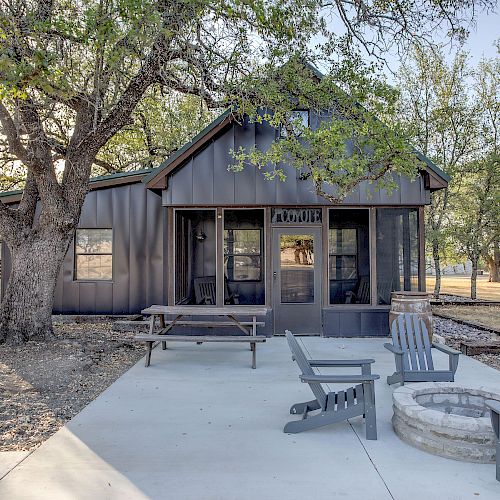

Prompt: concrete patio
[{"left": 1, "top": 337, "right": 499, "bottom": 500}]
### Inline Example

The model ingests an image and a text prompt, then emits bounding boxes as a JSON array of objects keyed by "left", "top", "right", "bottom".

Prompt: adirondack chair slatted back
[
  {"left": 391, "top": 314, "right": 434, "bottom": 371},
  {"left": 194, "top": 277, "right": 216, "bottom": 305},
  {"left": 285, "top": 331, "right": 327, "bottom": 410},
  {"left": 357, "top": 278, "right": 370, "bottom": 304}
]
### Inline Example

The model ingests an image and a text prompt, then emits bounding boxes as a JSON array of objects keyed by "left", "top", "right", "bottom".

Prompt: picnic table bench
[{"left": 138, "top": 305, "right": 269, "bottom": 368}]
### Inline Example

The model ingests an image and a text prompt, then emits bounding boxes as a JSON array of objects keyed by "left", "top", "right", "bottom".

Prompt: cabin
[{"left": 0, "top": 107, "right": 448, "bottom": 337}]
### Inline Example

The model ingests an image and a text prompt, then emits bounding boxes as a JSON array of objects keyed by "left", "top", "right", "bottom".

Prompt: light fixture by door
[{"left": 194, "top": 230, "right": 207, "bottom": 242}]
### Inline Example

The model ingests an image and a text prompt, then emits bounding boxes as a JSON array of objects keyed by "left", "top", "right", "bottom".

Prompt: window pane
[
  {"left": 223, "top": 210, "right": 265, "bottom": 305},
  {"left": 329, "top": 209, "right": 370, "bottom": 305},
  {"left": 76, "top": 229, "right": 112, "bottom": 254},
  {"left": 376, "top": 208, "right": 420, "bottom": 304},
  {"left": 174, "top": 210, "right": 216, "bottom": 305},
  {"left": 281, "top": 110, "right": 309, "bottom": 137},
  {"left": 329, "top": 228, "right": 357, "bottom": 254},
  {"left": 76, "top": 255, "right": 112, "bottom": 280},
  {"left": 280, "top": 234, "right": 314, "bottom": 303},
  {"left": 224, "top": 229, "right": 260, "bottom": 255}
]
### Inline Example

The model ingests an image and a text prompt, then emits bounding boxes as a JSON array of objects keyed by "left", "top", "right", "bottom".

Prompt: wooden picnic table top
[{"left": 141, "top": 305, "right": 270, "bottom": 317}]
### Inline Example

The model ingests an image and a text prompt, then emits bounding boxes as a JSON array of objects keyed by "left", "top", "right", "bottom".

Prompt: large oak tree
[{"left": 0, "top": 0, "right": 495, "bottom": 343}]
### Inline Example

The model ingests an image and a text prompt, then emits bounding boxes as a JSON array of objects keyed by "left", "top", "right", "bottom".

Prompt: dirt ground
[
  {"left": 433, "top": 305, "right": 500, "bottom": 332},
  {"left": 0, "top": 322, "right": 144, "bottom": 452},
  {"left": 426, "top": 275, "right": 500, "bottom": 301}
]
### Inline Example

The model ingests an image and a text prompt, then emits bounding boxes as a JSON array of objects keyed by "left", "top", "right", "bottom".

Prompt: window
[
  {"left": 280, "top": 110, "right": 310, "bottom": 137},
  {"left": 329, "top": 209, "right": 370, "bottom": 305},
  {"left": 224, "top": 229, "right": 261, "bottom": 281},
  {"left": 223, "top": 209, "right": 265, "bottom": 305},
  {"left": 74, "top": 229, "right": 113, "bottom": 281},
  {"left": 376, "top": 208, "right": 420, "bottom": 304},
  {"left": 174, "top": 210, "right": 216, "bottom": 305},
  {"left": 329, "top": 229, "right": 357, "bottom": 280}
]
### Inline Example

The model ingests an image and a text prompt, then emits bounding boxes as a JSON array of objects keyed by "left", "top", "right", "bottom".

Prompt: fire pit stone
[{"left": 392, "top": 383, "right": 500, "bottom": 463}]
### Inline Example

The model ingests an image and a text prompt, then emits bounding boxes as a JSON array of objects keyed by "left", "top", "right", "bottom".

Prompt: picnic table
[{"left": 138, "top": 306, "right": 269, "bottom": 368}]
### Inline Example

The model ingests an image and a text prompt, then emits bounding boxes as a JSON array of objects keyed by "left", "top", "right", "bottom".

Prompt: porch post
[
  {"left": 167, "top": 207, "right": 175, "bottom": 305},
  {"left": 418, "top": 206, "right": 426, "bottom": 292},
  {"left": 369, "top": 208, "right": 378, "bottom": 306},
  {"left": 216, "top": 208, "right": 224, "bottom": 306}
]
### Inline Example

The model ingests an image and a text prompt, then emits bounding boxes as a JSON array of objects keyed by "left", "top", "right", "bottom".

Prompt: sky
[{"left": 316, "top": 5, "right": 499, "bottom": 82}]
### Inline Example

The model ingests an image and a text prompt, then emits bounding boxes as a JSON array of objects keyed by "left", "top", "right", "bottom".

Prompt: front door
[{"left": 272, "top": 227, "right": 322, "bottom": 335}]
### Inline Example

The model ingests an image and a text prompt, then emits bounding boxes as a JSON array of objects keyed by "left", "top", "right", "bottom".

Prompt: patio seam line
[
  {"left": 0, "top": 450, "right": 35, "bottom": 482},
  {"left": 348, "top": 421, "right": 396, "bottom": 500},
  {"left": 299, "top": 338, "right": 396, "bottom": 500}
]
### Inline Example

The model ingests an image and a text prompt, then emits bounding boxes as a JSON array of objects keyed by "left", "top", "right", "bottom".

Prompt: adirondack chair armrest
[
  {"left": 432, "top": 343, "right": 461, "bottom": 355},
  {"left": 383, "top": 343, "right": 405, "bottom": 355},
  {"left": 309, "top": 359, "right": 375, "bottom": 367},
  {"left": 485, "top": 400, "right": 500, "bottom": 416},
  {"left": 300, "top": 374, "right": 380, "bottom": 384}
]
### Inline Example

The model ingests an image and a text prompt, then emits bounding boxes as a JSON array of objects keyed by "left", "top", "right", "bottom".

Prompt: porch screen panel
[
  {"left": 224, "top": 209, "right": 265, "bottom": 305},
  {"left": 174, "top": 209, "right": 216, "bottom": 305},
  {"left": 329, "top": 209, "right": 370, "bottom": 304},
  {"left": 376, "top": 208, "right": 420, "bottom": 305}
]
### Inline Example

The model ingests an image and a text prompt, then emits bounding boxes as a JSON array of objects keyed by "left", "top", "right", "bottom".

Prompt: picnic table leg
[
  {"left": 251, "top": 342, "right": 256, "bottom": 369},
  {"left": 159, "top": 314, "right": 167, "bottom": 350},
  {"left": 145, "top": 341, "right": 153, "bottom": 367}
]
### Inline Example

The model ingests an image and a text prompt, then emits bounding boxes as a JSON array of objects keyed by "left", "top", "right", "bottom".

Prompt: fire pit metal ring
[{"left": 392, "top": 383, "right": 500, "bottom": 463}]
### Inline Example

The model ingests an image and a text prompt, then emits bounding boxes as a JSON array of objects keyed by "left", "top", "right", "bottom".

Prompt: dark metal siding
[
  {"left": 164, "top": 119, "right": 429, "bottom": 207},
  {"left": 3, "top": 182, "right": 165, "bottom": 315},
  {"left": 322, "top": 308, "right": 389, "bottom": 337}
]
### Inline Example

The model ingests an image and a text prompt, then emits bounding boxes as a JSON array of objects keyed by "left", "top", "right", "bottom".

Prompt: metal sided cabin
[{"left": 0, "top": 107, "right": 448, "bottom": 337}]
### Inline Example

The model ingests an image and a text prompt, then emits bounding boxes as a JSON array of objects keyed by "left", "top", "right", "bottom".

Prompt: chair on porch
[
  {"left": 384, "top": 313, "right": 460, "bottom": 385},
  {"left": 345, "top": 276, "right": 370, "bottom": 304},
  {"left": 284, "top": 331, "right": 379, "bottom": 440},
  {"left": 193, "top": 276, "right": 239, "bottom": 305}
]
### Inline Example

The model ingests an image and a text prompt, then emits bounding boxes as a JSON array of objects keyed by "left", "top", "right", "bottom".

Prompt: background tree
[
  {"left": 449, "top": 50, "right": 500, "bottom": 297},
  {"left": 0, "top": 0, "right": 494, "bottom": 343},
  {"left": 397, "top": 48, "right": 478, "bottom": 295}
]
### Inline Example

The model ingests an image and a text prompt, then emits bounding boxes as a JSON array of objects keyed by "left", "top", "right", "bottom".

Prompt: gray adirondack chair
[
  {"left": 284, "top": 330, "right": 380, "bottom": 440},
  {"left": 193, "top": 276, "right": 239, "bottom": 305},
  {"left": 345, "top": 276, "right": 370, "bottom": 304},
  {"left": 384, "top": 313, "right": 460, "bottom": 385},
  {"left": 485, "top": 399, "right": 500, "bottom": 481}
]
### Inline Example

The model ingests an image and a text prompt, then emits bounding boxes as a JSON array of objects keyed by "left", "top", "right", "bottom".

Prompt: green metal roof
[{"left": 0, "top": 168, "right": 153, "bottom": 200}]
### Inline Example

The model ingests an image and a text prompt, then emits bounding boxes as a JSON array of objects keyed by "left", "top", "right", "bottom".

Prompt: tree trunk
[
  {"left": 432, "top": 237, "right": 441, "bottom": 297},
  {"left": 0, "top": 229, "right": 73, "bottom": 344},
  {"left": 486, "top": 245, "right": 500, "bottom": 282},
  {"left": 470, "top": 257, "right": 478, "bottom": 300}
]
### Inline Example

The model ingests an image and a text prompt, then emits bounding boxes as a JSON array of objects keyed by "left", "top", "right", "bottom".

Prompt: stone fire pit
[{"left": 392, "top": 383, "right": 500, "bottom": 463}]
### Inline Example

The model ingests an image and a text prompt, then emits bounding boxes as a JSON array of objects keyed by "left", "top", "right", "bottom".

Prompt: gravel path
[
  {"left": 0, "top": 322, "right": 144, "bottom": 452},
  {"left": 433, "top": 317, "right": 500, "bottom": 370}
]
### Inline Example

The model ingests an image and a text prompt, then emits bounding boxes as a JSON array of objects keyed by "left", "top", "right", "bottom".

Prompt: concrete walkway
[{"left": 1, "top": 337, "right": 499, "bottom": 500}]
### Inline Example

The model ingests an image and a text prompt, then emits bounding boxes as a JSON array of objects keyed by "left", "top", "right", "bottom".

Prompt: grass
[
  {"left": 426, "top": 275, "right": 500, "bottom": 302},
  {"left": 433, "top": 305, "right": 500, "bottom": 331}
]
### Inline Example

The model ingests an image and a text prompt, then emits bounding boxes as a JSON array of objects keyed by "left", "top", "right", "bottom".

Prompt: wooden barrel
[{"left": 389, "top": 291, "right": 433, "bottom": 340}]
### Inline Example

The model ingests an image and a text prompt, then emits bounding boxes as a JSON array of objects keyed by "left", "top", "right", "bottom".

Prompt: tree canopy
[{"left": 0, "top": 0, "right": 496, "bottom": 341}]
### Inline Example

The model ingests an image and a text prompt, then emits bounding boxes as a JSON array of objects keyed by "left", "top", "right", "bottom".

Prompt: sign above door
[{"left": 271, "top": 208, "right": 322, "bottom": 225}]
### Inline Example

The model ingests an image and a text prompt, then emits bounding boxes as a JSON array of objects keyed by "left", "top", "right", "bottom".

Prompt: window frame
[
  {"left": 327, "top": 208, "right": 372, "bottom": 307},
  {"left": 73, "top": 228, "right": 113, "bottom": 282},
  {"left": 224, "top": 227, "right": 263, "bottom": 282},
  {"left": 328, "top": 228, "right": 358, "bottom": 281}
]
